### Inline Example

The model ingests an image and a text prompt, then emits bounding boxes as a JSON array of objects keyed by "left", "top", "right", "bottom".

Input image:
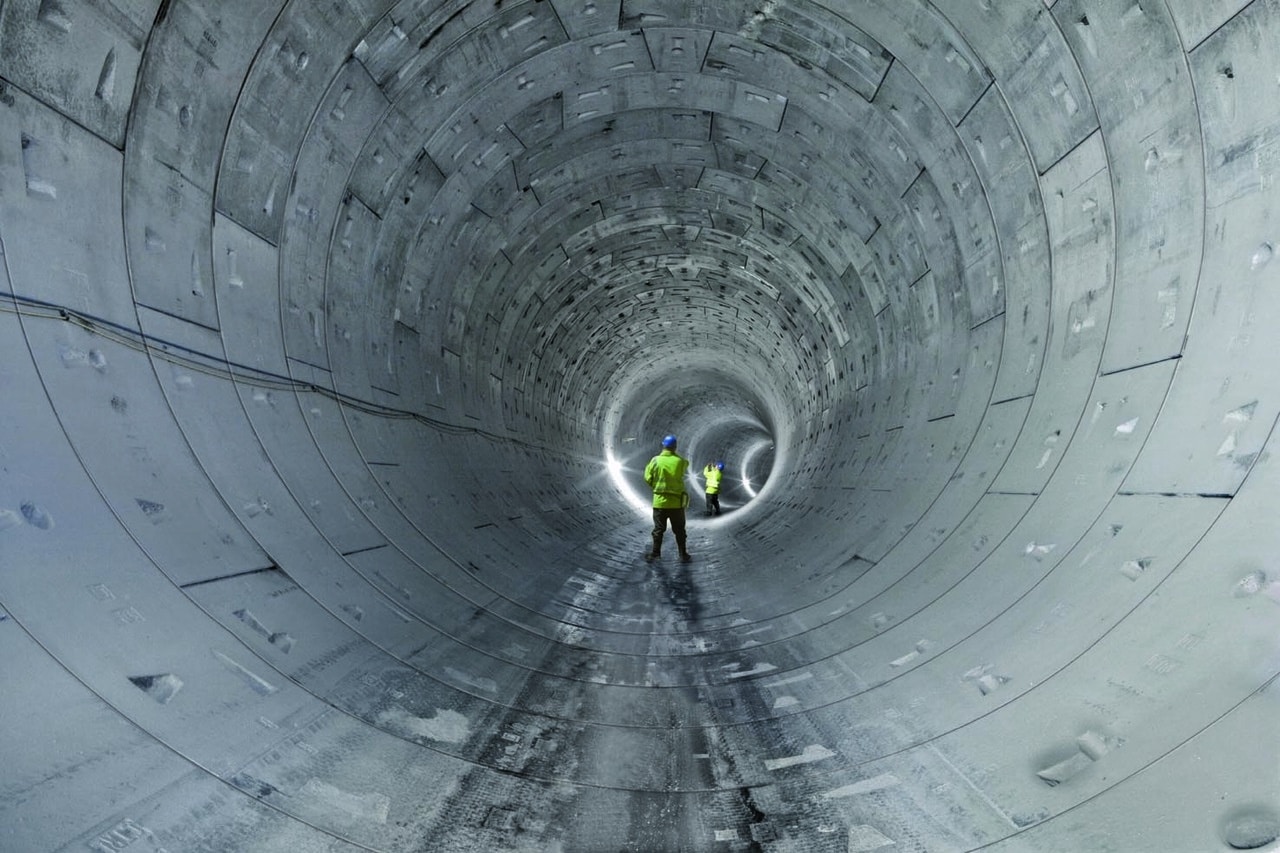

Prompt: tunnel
[{"left": 3, "top": 0, "right": 1280, "bottom": 851}]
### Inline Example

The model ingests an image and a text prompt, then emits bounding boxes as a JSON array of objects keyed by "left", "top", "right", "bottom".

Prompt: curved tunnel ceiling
[{"left": 2, "top": 0, "right": 1280, "bottom": 851}]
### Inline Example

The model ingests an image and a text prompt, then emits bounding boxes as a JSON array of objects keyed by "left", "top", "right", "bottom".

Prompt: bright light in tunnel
[
  {"left": 739, "top": 439, "right": 773, "bottom": 498},
  {"left": 606, "top": 449, "right": 652, "bottom": 514}
]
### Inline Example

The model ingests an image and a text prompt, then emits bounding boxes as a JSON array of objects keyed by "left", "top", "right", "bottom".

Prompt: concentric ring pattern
[{"left": 2, "top": 1, "right": 1279, "bottom": 851}]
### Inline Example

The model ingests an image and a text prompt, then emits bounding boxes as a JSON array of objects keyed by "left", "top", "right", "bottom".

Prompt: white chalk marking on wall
[{"left": 764, "top": 744, "right": 835, "bottom": 771}]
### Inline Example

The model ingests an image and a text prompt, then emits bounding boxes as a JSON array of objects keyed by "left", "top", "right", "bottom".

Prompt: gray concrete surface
[{"left": 1, "top": 1, "right": 1278, "bottom": 851}]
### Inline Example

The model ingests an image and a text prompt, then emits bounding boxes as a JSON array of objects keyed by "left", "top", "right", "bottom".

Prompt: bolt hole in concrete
[{"left": 1221, "top": 807, "right": 1280, "bottom": 850}]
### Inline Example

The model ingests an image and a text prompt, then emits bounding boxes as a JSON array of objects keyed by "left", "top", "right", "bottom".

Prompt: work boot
[
  {"left": 644, "top": 550, "right": 659, "bottom": 562},
  {"left": 679, "top": 551, "right": 692, "bottom": 563}
]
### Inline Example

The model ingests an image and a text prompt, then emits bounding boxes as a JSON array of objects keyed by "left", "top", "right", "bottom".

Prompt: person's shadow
[{"left": 653, "top": 559, "right": 702, "bottom": 624}]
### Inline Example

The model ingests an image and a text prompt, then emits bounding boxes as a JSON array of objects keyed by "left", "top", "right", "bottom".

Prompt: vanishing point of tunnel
[{"left": 3, "top": 1, "right": 1280, "bottom": 851}]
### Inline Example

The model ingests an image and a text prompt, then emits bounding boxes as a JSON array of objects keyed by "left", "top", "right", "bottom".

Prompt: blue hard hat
[
  {"left": 662, "top": 435, "right": 677, "bottom": 449},
  {"left": 716, "top": 461, "right": 724, "bottom": 470}
]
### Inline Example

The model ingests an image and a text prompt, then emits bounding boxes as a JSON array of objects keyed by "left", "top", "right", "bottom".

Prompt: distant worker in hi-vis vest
[{"left": 703, "top": 460, "right": 724, "bottom": 516}]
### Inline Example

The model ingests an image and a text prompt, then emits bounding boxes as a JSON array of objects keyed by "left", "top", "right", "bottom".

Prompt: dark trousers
[
  {"left": 705, "top": 492, "right": 720, "bottom": 515},
  {"left": 651, "top": 508, "right": 687, "bottom": 555}
]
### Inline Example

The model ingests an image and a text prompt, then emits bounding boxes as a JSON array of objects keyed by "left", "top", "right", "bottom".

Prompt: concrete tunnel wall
[{"left": 2, "top": 0, "right": 1279, "bottom": 850}]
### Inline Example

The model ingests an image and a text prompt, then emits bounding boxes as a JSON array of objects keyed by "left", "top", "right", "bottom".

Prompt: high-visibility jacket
[
  {"left": 644, "top": 449, "right": 689, "bottom": 508},
  {"left": 703, "top": 465, "right": 722, "bottom": 494}
]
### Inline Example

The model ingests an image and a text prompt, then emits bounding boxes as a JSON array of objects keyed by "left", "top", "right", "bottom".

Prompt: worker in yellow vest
[
  {"left": 643, "top": 434, "right": 691, "bottom": 562},
  {"left": 702, "top": 460, "right": 724, "bottom": 516}
]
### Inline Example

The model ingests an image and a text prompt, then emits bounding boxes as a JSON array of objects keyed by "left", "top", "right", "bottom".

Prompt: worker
[
  {"left": 703, "top": 460, "right": 724, "bottom": 516},
  {"left": 643, "top": 434, "right": 691, "bottom": 562}
]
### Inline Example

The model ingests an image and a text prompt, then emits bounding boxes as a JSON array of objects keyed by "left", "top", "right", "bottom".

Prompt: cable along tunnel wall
[{"left": 1, "top": 1, "right": 1280, "bottom": 851}]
